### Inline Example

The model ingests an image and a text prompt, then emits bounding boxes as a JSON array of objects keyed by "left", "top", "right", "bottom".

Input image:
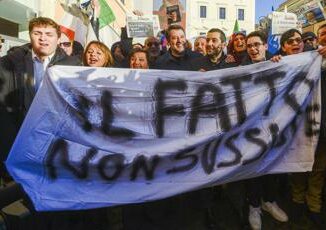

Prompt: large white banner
[{"left": 6, "top": 51, "right": 322, "bottom": 211}]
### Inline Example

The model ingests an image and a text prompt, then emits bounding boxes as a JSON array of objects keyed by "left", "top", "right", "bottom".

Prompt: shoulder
[
  {"left": 154, "top": 52, "right": 170, "bottom": 68},
  {"left": 186, "top": 50, "right": 202, "bottom": 59},
  {"left": 52, "top": 48, "right": 82, "bottom": 66}
]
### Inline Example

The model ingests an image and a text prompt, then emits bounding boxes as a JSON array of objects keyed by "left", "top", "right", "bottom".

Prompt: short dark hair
[
  {"left": 207, "top": 28, "right": 226, "bottom": 42},
  {"left": 280, "top": 29, "right": 302, "bottom": 47},
  {"left": 29, "top": 17, "right": 61, "bottom": 38},
  {"left": 246, "top": 31, "right": 267, "bottom": 44},
  {"left": 166, "top": 25, "right": 185, "bottom": 41},
  {"left": 128, "top": 48, "right": 149, "bottom": 68},
  {"left": 317, "top": 23, "right": 326, "bottom": 36}
]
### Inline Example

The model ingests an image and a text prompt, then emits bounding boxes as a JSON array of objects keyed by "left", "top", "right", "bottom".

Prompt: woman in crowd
[
  {"left": 83, "top": 41, "right": 114, "bottom": 67},
  {"left": 129, "top": 48, "right": 149, "bottom": 69},
  {"left": 227, "top": 31, "right": 247, "bottom": 65}
]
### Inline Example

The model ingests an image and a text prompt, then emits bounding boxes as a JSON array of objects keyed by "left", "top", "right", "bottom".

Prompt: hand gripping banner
[{"left": 6, "top": 51, "right": 322, "bottom": 211}]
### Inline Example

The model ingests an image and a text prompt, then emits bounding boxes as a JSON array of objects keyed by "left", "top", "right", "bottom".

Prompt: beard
[{"left": 207, "top": 47, "right": 222, "bottom": 59}]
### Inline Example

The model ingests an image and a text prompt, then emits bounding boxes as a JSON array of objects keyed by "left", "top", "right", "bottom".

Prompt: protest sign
[
  {"left": 126, "top": 15, "right": 158, "bottom": 38},
  {"left": 271, "top": 11, "right": 299, "bottom": 35},
  {"left": 153, "top": 0, "right": 186, "bottom": 30},
  {"left": 166, "top": 5, "right": 181, "bottom": 24},
  {"left": 6, "top": 51, "right": 322, "bottom": 211}
]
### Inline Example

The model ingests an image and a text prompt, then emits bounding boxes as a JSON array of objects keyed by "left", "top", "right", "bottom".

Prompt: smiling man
[
  {"left": 0, "top": 17, "right": 79, "bottom": 177},
  {"left": 154, "top": 24, "right": 201, "bottom": 70},
  {"left": 245, "top": 31, "right": 269, "bottom": 63},
  {"left": 191, "top": 28, "right": 236, "bottom": 71},
  {"left": 242, "top": 31, "right": 289, "bottom": 230}
]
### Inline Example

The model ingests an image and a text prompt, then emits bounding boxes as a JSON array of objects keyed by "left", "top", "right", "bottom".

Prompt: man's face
[
  {"left": 246, "top": 36, "right": 267, "bottom": 62},
  {"left": 59, "top": 33, "right": 73, "bottom": 56},
  {"left": 318, "top": 27, "right": 326, "bottom": 46},
  {"left": 130, "top": 52, "right": 149, "bottom": 69},
  {"left": 145, "top": 37, "right": 160, "bottom": 57},
  {"left": 171, "top": 11, "right": 177, "bottom": 22},
  {"left": 281, "top": 32, "right": 304, "bottom": 55},
  {"left": 30, "top": 25, "right": 59, "bottom": 59},
  {"left": 233, "top": 34, "right": 246, "bottom": 53},
  {"left": 206, "top": 32, "right": 224, "bottom": 58},
  {"left": 194, "top": 37, "right": 206, "bottom": 55},
  {"left": 168, "top": 29, "right": 186, "bottom": 56},
  {"left": 304, "top": 36, "right": 318, "bottom": 49}
]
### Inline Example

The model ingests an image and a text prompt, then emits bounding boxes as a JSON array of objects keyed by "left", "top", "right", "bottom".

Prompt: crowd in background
[{"left": 0, "top": 14, "right": 326, "bottom": 230}]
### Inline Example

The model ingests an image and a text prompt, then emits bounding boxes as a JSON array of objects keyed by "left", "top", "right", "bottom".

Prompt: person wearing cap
[{"left": 302, "top": 31, "right": 318, "bottom": 50}]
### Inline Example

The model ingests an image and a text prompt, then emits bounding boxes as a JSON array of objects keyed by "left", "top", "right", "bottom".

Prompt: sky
[{"left": 255, "top": 0, "right": 286, "bottom": 22}]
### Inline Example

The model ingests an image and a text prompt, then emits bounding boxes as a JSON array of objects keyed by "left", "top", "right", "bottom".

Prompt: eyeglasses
[
  {"left": 286, "top": 38, "right": 302, "bottom": 45},
  {"left": 59, "top": 42, "right": 72, "bottom": 47},
  {"left": 247, "top": 42, "right": 263, "bottom": 49}
]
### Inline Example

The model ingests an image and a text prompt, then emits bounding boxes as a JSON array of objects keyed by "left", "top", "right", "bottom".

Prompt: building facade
[
  {"left": 186, "top": 0, "right": 255, "bottom": 38},
  {"left": 0, "top": 0, "right": 255, "bottom": 53}
]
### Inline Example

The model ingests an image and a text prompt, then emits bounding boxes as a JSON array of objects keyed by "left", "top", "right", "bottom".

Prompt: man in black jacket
[
  {"left": 191, "top": 28, "right": 236, "bottom": 71},
  {"left": 154, "top": 24, "right": 201, "bottom": 70},
  {"left": 0, "top": 17, "right": 79, "bottom": 177}
]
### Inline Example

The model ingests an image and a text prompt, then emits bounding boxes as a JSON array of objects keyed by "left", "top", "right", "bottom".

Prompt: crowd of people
[{"left": 0, "top": 15, "right": 326, "bottom": 230}]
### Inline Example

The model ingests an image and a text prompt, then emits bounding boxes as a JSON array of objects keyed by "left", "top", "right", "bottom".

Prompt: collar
[
  {"left": 208, "top": 54, "right": 226, "bottom": 65},
  {"left": 32, "top": 49, "right": 55, "bottom": 63},
  {"left": 167, "top": 49, "right": 191, "bottom": 62}
]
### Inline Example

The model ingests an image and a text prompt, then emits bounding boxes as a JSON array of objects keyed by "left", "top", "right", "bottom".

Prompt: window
[
  {"left": 120, "top": 0, "right": 125, "bottom": 4},
  {"left": 200, "top": 6, "right": 207, "bottom": 18},
  {"left": 238, "top": 9, "right": 244, "bottom": 21},
  {"left": 219, "top": 7, "right": 226, "bottom": 19}
]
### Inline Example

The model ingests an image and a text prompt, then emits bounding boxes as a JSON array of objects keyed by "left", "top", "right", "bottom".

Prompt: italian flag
[{"left": 59, "top": 0, "right": 117, "bottom": 47}]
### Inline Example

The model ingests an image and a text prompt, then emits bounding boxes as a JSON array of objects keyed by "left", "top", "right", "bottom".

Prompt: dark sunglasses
[
  {"left": 286, "top": 38, "right": 302, "bottom": 45},
  {"left": 59, "top": 42, "right": 72, "bottom": 47}
]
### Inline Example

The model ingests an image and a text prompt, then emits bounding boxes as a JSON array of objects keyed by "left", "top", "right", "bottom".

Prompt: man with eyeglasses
[
  {"left": 242, "top": 31, "right": 273, "bottom": 64},
  {"left": 283, "top": 24, "right": 326, "bottom": 229},
  {"left": 280, "top": 29, "right": 304, "bottom": 55},
  {"left": 242, "top": 31, "right": 289, "bottom": 230}
]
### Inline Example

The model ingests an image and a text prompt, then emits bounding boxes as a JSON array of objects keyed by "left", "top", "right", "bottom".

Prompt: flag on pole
[
  {"left": 59, "top": 0, "right": 119, "bottom": 48},
  {"left": 98, "top": 0, "right": 116, "bottom": 28},
  {"left": 233, "top": 19, "right": 240, "bottom": 33}
]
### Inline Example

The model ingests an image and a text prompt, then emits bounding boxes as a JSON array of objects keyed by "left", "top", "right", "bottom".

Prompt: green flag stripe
[{"left": 99, "top": 0, "right": 116, "bottom": 29}]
